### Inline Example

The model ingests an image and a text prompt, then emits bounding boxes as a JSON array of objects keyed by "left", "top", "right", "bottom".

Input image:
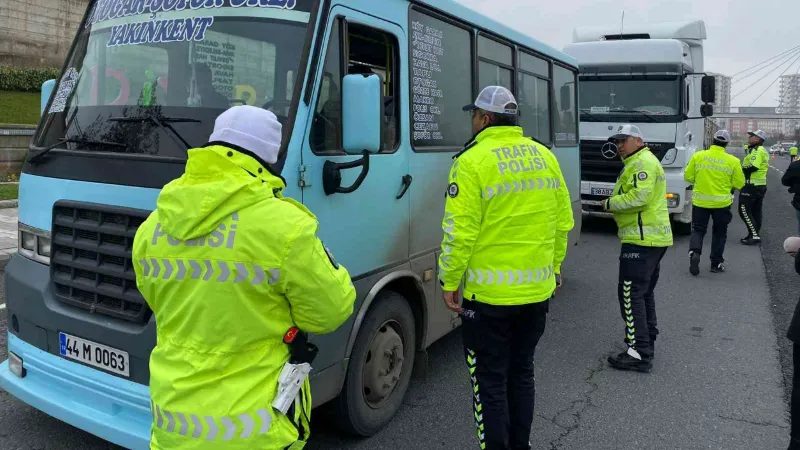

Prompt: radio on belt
[{"left": 272, "top": 326, "right": 319, "bottom": 414}]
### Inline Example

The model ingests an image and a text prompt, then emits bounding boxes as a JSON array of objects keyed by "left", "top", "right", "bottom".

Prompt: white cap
[
  {"left": 209, "top": 105, "right": 282, "bottom": 164},
  {"left": 713, "top": 130, "right": 731, "bottom": 143},
  {"left": 462, "top": 86, "right": 518, "bottom": 115},
  {"left": 748, "top": 129, "right": 767, "bottom": 142},
  {"left": 784, "top": 236, "right": 800, "bottom": 255},
  {"left": 608, "top": 124, "right": 644, "bottom": 142}
]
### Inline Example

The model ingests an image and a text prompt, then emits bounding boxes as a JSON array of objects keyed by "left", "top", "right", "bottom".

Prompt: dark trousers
[
  {"left": 792, "top": 344, "right": 800, "bottom": 448},
  {"left": 618, "top": 244, "right": 667, "bottom": 360},
  {"left": 738, "top": 185, "right": 767, "bottom": 238},
  {"left": 795, "top": 209, "right": 800, "bottom": 235},
  {"left": 689, "top": 205, "right": 733, "bottom": 265},
  {"left": 461, "top": 298, "right": 549, "bottom": 450}
]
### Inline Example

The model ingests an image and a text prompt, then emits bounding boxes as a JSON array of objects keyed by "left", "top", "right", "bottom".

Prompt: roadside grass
[
  {"left": 0, "top": 91, "right": 40, "bottom": 125},
  {"left": 0, "top": 185, "right": 19, "bottom": 200}
]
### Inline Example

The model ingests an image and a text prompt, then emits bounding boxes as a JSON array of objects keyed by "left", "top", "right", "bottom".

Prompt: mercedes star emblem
[{"left": 601, "top": 142, "right": 618, "bottom": 160}]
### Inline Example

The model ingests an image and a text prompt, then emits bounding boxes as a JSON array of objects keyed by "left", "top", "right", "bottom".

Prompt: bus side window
[{"left": 310, "top": 20, "right": 400, "bottom": 155}]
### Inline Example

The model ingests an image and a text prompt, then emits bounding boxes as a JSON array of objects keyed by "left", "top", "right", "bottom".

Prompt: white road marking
[
  {"left": 770, "top": 165, "right": 785, "bottom": 175},
  {"left": 0, "top": 303, "right": 6, "bottom": 310}
]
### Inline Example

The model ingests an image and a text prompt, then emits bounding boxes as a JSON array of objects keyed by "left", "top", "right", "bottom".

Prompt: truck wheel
[
  {"left": 673, "top": 221, "right": 692, "bottom": 236},
  {"left": 333, "top": 290, "right": 416, "bottom": 436}
]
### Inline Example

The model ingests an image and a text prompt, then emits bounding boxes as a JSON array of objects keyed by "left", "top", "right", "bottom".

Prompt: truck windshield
[
  {"left": 578, "top": 77, "right": 681, "bottom": 123},
  {"left": 35, "top": 0, "right": 315, "bottom": 160}
]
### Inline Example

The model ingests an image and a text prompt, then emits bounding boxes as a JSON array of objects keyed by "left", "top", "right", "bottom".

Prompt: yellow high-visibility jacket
[
  {"left": 132, "top": 144, "right": 356, "bottom": 450},
  {"left": 685, "top": 145, "right": 746, "bottom": 208},
  {"left": 437, "top": 126, "right": 574, "bottom": 306}
]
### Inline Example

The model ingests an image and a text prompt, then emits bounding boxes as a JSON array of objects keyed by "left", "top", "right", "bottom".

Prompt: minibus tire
[{"left": 333, "top": 290, "right": 416, "bottom": 436}]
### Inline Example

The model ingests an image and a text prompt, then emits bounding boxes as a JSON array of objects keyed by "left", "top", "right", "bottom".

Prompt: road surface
[{"left": 0, "top": 154, "right": 796, "bottom": 449}]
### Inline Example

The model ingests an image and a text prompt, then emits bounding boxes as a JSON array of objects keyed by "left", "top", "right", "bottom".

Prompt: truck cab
[{"left": 563, "top": 20, "right": 716, "bottom": 233}]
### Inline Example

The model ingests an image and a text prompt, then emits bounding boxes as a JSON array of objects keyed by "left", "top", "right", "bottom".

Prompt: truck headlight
[
  {"left": 662, "top": 148, "right": 678, "bottom": 165},
  {"left": 666, "top": 193, "right": 680, "bottom": 208}
]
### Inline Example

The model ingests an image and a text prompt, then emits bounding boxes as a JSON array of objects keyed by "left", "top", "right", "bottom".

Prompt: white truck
[{"left": 563, "top": 20, "right": 717, "bottom": 234}]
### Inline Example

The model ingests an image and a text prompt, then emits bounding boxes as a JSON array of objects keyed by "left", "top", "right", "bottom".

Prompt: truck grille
[
  {"left": 580, "top": 140, "right": 673, "bottom": 184},
  {"left": 50, "top": 201, "right": 151, "bottom": 324}
]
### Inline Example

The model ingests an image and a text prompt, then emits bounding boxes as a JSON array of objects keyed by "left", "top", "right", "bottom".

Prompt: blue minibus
[{"left": 0, "top": 0, "right": 581, "bottom": 448}]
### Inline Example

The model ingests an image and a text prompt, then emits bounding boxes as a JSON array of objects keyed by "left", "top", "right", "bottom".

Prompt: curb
[{"left": 0, "top": 200, "right": 17, "bottom": 209}]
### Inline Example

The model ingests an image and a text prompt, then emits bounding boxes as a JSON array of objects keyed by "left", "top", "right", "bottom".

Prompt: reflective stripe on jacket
[
  {"left": 607, "top": 147, "right": 673, "bottom": 247},
  {"left": 742, "top": 145, "right": 769, "bottom": 186},
  {"left": 685, "top": 145, "right": 746, "bottom": 208},
  {"left": 437, "top": 126, "right": 574, "bottom": 306},
  {"left": 132, "top": 145, "right": 356, "bottom": 450}
]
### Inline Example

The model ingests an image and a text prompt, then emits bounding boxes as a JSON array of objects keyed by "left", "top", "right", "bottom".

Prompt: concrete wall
[
  {"left": 0, "top": 0, "right": 89, "bottom": 68},
  {"left": 0, "top": 126, "right": 34, "bottom": 179}
]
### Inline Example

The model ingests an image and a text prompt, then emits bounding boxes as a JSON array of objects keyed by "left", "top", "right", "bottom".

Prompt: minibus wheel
[{"left": 334, "top": 290, "right": 416, "bottom": 436}]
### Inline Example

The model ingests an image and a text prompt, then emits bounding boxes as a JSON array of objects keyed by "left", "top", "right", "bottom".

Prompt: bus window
[
  {"left": 310, "top": 20, "right": 400, "bottom": 154},
  {"left": 553, "top": 65, "right": 578, "bottom": 146},
  {"left": 518, "top": 51, "right": 551, "bottom": 144},
  {"left": 478, "top": 35, "right": 513, "bottom": 91},
  {"left": 408, "top": 7, "right": 473, "bottom": 151}
]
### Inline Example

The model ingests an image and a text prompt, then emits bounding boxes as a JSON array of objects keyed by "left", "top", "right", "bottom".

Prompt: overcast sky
[{"left": 455, "top": 0, "right": 799, "bottom": 107}]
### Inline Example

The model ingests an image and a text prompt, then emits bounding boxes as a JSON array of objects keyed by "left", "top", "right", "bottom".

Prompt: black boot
[
  {"left": 608, "top": 350, "right": 652, "bottom": 373},
  {"left": 689, "top": 251, "right": 700, "bottom": 276},
  {"left": 741, "top": 236, "right": 761, "bottom": 246},
  {"left": 650, "top": 335, "right": 657, "bottom": 360}
]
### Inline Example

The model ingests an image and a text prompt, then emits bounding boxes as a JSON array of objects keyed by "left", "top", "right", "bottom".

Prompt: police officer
[
  {"left": 685, "top": 130, "right": 745, "bottom": 275},
  {"left": 601, "top": 124, "right": 673, "bottom": 373},
  {"left": 739, "top": 129, "right": 770, "bottom": 245},
  {"left": 132, "top": 105, "right": 357, "bottom": 450},
  {"left": 791, "top": 144, "right": 798, "bottom": 162},
  {"left": 439, "top": 86, "right": 574, "bottom": 450}
]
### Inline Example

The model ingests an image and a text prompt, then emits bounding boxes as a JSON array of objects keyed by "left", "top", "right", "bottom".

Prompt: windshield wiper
[
  {"left": 579, "top": 109, "right": 603, "bottom": 122},
  {"left": 612, "top": 109, "right": 659, "bottom": 123},
  {"left": 109, "top": 115, "right": 200, "bottom": 150},
  {"left": 28, "top": 137, "right": 127, "bottom": 163}
]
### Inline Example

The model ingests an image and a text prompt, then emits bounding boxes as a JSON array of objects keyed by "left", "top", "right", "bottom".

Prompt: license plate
[
  {"left": 591, "top": 187, "right": 614, "bottom": 196},
  {"left": 59, "top": 332, "right": 130, "bottom": 377}
]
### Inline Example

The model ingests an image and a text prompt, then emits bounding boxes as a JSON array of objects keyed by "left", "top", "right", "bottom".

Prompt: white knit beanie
[{"left": 209, "top": 105, "right": 282, "bottom": 164}]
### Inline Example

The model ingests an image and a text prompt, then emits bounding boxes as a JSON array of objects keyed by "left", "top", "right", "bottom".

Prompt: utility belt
[
  {"left": 741, "top": 183, "right": 767, "bottom": 197},
  {"left": 276, "top": 327, "right": 319, "bottom": 449}
]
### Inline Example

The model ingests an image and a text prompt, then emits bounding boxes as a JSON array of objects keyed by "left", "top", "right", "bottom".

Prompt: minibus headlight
[
  {"left": 20, "top": 231, "right": 35, "bottom": 252},
  {"left": 37, "top": 236, "right": 51, "bottom": 257}
]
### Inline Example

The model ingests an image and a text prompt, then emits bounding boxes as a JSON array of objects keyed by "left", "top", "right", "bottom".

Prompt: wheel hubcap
[{"left": 362, "top": 320, "right": 404, "bottom": 408}]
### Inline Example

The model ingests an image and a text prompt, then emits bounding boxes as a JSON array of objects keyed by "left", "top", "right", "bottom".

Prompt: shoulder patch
[
  {"left": 750, "top": 155, "right": 757, "bottom": 161},
  {"left": 526, "top": 136, "right": 552, "bottom": 150},
  {"left": 321, "top": 240, "right": 339, "bottom": 270},
  {"left": 448, "top": 182, "right": 459, "bottom": 198},
  {"left": 453, "top": 140, "right": 478, "bottom": 160},
  {"left": 637, "top": 171, "right": 648, "bottom": 181}
]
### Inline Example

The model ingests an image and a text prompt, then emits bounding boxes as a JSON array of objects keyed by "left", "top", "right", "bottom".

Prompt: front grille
[
  {"left": 50, "top": 201, "right": 151, "bottom": 324},
  {"left": 580, "top": 140, "right": 673, "bottom": 184}
]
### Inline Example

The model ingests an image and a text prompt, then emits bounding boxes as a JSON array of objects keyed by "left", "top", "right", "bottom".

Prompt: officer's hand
[
  {"left": 555, "top": 273, "right": 563, "bottom": 288},
  {"left": 442, "top": 290, "right": 462, "bottom": 313}
]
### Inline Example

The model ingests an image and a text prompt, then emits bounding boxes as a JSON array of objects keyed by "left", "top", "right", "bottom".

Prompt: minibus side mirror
[
  {"left": 322, "top": 73, "right": 383, "bottom": 195},
  {"left": 342, "top": 73, "right": 382, "bottom": 154},
  {"left": 41, "top": 79, "right": 56, "bottom": 116}
]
